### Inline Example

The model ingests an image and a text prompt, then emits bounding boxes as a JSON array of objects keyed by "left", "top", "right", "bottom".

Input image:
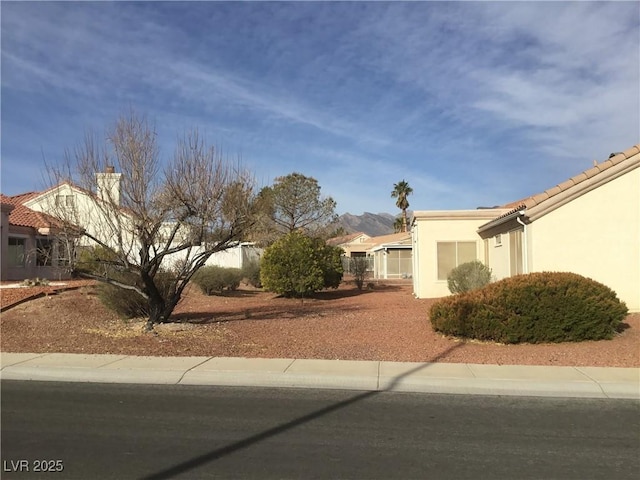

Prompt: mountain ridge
[{"left": 336, "top": 211, "right": 398, "bottom": 237}]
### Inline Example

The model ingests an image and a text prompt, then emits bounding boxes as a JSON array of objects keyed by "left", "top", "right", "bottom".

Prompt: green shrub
[
  {"left": 260, "top": 231, "right": 343, "bottom": 298},
  {"left": 314, "top": 239, "right": 344, "bottom": 290},
  {"left": 241, "top": 260, "right": 262, "bottom": 288},
  {"left": 97, "top": 271, "right": 176, "bottom": 319},
  {"left": 74, "top": 245, "right": 119, "bottom": 277},
  {"left": 447, "top": 260, "right": 492, "bottom": 294},
  {"left": 222, "top": 268, "right": 242, "bottom": 291},
  {"left": 192, "top": 266, "right": 243, "bottom": 295},
  {"left": 430, "top": 272, "right": 628, "bottom": 344}
]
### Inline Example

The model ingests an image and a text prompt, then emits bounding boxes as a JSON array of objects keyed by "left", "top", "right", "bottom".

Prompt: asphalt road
[{"left": 1, "top": 381, "right": 639, "bottom": 480}]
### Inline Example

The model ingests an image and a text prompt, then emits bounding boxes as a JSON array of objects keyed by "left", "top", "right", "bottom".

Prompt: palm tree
[
  {"left": 393, "top": 217, "right": 404, "bottom": 233},
  {"left": 391, "top": 180, "right": 413, "bottom": 233}
]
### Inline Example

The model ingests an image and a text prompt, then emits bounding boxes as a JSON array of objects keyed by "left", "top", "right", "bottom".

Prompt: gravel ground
[
  {"left": 0, "top": 280, "right": 96, "bottom": 309},
  {"left": 1, "top": 282, "right": 638, "bottom": 367}
]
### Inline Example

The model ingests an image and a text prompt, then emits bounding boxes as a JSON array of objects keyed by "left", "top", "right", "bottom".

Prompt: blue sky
[{"left": 2, "top": 1, "right": 638, "bottom": 215}]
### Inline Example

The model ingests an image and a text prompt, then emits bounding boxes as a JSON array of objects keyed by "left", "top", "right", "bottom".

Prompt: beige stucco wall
[
  {"left": 339, "top": 235, "right": 373, "bottom": 257},
  {"left": 529, "top": 166, "right": 640, "bottom": 311},
  {"left": 484, "top": 227, "right": 528, "bottom": 281},
  {"left": 412, "top": 210, "right": 507, "bottom": 299}
]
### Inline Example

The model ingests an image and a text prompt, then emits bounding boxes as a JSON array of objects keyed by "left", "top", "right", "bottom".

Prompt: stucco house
[
  {"left": 1, "top": 167, "right": 262, "bottom": 281},
  {"left": 328, "top": 231, "right": 413, "bottom": 280},
  {"left": 326, "top": 232, "right": 373, "bottom": 257},
  {"left": 367, "top": 232, "right": 412, "bottom": 280},
  {"left": 1, "top": 193, "right": 70, "bottom": 281},
  {"left": 412, "top": 144, "right": 640, "bottom": 312},
  {"left": 411, "top": 209, "right": 508, "bottom": 298}
]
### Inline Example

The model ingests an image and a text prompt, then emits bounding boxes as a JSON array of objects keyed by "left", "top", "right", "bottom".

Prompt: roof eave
[{"left": 525, "top": 154, "right": 639, "bottom": 222}]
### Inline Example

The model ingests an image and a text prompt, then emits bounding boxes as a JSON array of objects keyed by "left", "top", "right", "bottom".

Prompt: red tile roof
[{"left": 0, "top": 193, "right": 60, "bottom": 230}]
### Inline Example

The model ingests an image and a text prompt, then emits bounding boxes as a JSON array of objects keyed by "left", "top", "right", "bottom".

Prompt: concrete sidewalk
[{"left": 1, "top": 352, "right": 638, "bottom": 399}]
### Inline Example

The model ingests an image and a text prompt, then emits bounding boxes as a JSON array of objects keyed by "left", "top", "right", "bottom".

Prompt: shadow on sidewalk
[{"left": 139, "top": 343, "right": 463, "bottom": 480}]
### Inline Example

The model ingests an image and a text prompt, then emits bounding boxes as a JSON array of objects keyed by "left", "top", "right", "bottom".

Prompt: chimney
[{"left": 96, "top": 165, "right": 122, "bottom": 205}]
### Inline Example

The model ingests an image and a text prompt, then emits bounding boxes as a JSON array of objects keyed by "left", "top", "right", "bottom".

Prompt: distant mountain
[{"left": 337, "top": 212, "right": 397, "bottom": 237}]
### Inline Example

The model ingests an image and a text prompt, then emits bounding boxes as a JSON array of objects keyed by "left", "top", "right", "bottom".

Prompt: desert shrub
[
  {"left": 97, "top": 270, "right": 177, "bottom": 319},
  {"left": 192, "top": 266, "right": 243, "bottom": 295},
  {"left": 350, "top": 256, "right": 370, "bottom": 290},
  {"left": 21, "top": 277, "right": 50, "bottom": 287},
  {"left": 222, "top": 268, "right": 243, "bottom": 291},
  {"left": 241, "top": 260, "right": 262, "bottom": 288},
  {"left": 447, "top": 260, "right": 492, "bottom": 294},
  {"left": 74, "top": 245, "right": 119, "bottom": 277},
  {"left": 430, "top": 272, "right": 628, "bottom": 344},
  {"left": 260, "top": 231, "right": 343, "bottom": 298}
]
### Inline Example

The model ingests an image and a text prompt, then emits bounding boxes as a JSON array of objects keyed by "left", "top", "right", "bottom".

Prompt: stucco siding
[
  {"left": 412, "top": 210, "right": 506, "bottom": 299},
  {"left": 486, "top": 233, "right": 509, "bottom": 280},
  {"left": 530, "top": 167, "right": 640, "bottom": 311}
]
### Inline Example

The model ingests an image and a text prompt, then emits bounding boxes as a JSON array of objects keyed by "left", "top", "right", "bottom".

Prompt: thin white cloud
[{"left": 2, "top": 2, "right": 638, "bottom": 214}]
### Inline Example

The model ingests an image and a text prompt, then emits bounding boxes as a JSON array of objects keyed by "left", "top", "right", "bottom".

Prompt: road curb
[{"left": 2, "top": 353, "right": 639, "bottom": 399}]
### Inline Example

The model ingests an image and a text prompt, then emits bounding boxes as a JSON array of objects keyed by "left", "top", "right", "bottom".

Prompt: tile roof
[
  {"left": 482, "top": 144, "right": 640, "bottom": 229},
  {"left": 326, "top": 232, "right": 368, "bottom": 246},
  {"left": 0, "top": 193, "right": 60, "bottom": 230},
  {"left": 502, "top": 145, "right": 639, "bottom": 212},
  {"left": 368, "top": 231, "right": 411, "bottom": 247}
]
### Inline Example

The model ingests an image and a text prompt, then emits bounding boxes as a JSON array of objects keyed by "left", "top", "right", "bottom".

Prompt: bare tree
[{"left": 46, "top": 111, "right": 256, "bottom": 330}]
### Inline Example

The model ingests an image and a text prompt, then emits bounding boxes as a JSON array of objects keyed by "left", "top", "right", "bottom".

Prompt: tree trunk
[
  {"left": 402, "top": 209, "right": 408, "bottom": 233},
  {"left": 144, "top": 298, "right": 165, "bottom": 332},
  {"left": 144, "top": 291, "right": 182, "bottom": 332}
]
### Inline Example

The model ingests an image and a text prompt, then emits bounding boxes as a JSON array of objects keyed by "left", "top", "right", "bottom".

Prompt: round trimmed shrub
[
  {"left": 260, "top": 231, "right": 343, "bottom": 298},
  {"left": 430, "top": 272, "right": 628, "bottom": 343},
  {"left": 447, "top": 260, "right": 492, "bottom": 294}
]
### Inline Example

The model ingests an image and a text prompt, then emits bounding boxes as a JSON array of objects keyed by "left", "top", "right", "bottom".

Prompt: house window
[
  {"left": 8, "top": 237, "right": 26, "bottom": 267},
  {"left": 495, "top": 234, "right": 502, "bottom": 246},
  {"left": 55, "top": 194, "right": 75, "bottom": 208},
  {"left": 36, "top": 238, "right": 55, "bottom": 266},
  {"left": 437, "top": 241, "right": 477, "bottom": 280}
]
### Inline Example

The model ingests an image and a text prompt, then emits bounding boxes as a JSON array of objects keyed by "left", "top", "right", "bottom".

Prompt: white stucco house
[
  {"left": 1, "top": 167, "right": 262, "bottom": 281},
  {"left": 412, "top": 145, "right": 640, "bottom": 312}
]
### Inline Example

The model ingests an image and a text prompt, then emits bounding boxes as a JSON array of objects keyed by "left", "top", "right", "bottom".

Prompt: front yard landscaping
[{"left": 1, "top": 281, "right": 638, "bottom": 367}]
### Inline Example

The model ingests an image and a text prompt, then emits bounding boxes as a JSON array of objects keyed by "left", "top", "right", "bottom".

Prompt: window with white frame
[
  {"left": 437, "top": 241, "right": 477, "bottom": 280},
  {"left": 55, "top": 194, "right": 75, "bottom": 208},
  {"left": 8, "top": 237, "right": 26, "bottom": 267},
  {"left": 495, "top": 234, "right": 502, "bottom": 246}
]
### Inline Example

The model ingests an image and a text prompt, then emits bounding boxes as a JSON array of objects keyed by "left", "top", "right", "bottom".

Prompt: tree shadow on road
[{"left": 139, "top": 343, "right": 463, "bottom": 480}]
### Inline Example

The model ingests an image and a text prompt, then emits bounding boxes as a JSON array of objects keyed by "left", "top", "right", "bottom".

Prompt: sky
[{"left": 1, "top": 1, "right": 638, "bottom": 216}]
